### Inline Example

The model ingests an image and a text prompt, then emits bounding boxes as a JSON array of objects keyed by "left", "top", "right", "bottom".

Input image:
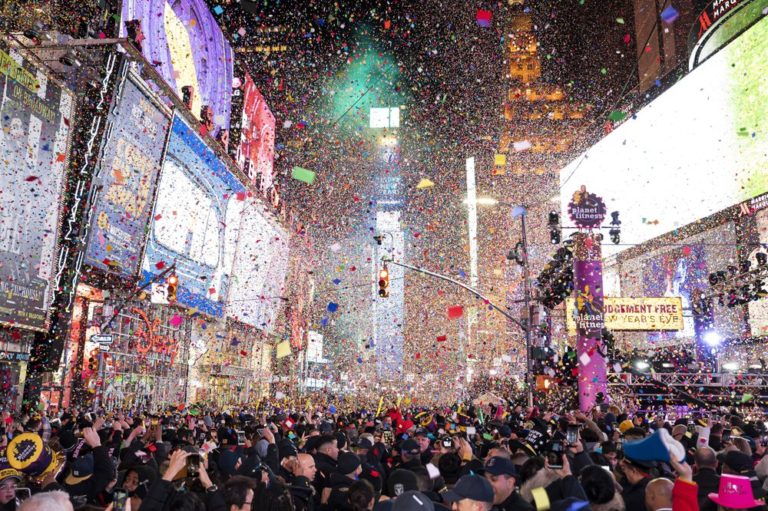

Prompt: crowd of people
[{"left": 1, "top": 401, "right": 767, "bottom": 511}]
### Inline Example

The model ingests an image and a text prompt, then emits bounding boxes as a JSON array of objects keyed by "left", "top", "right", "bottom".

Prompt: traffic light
[
  {"left": 609, "top": 211, "right": 621, "bottom": 245},
  {"left": 378, "top": 265, "right": 390, "bottom": 298},
  {"left": 167, "top": 273, "right": 178, "bottom": 302},
  {"left": 548, "top": 211, "right": 560, "bottom": 245}
]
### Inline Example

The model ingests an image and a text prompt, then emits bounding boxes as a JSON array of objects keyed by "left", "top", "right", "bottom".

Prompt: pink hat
[{"left": 708, "top": 474, "right": 764, "bottom": 509}]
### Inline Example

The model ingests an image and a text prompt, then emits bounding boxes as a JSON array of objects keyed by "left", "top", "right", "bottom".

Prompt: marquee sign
[{"left": 567, "top": 297, "right": 685, "bottom": 333}]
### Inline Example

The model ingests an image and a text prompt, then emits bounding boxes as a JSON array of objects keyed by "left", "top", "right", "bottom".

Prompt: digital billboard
[
  {"left": 142, "top": 114, "right": 246, "bottom": 317},
  {"left": 226, "top": 206, "right": 289, "bottom": 331},
  {"left": 85, "top": 70, "right": 170, "bottom": 276},
  {"left": 235, "top": 73, "right": 275, "bottom": 191},
  {"left": 560, "top": 15, "right": 768, "bottom": 256},
  {"left": 120, "top": 0, "right": 233, "bottom": 135},
  {"left": 0, "top": 45, "right": 75, "bottom": 331}
]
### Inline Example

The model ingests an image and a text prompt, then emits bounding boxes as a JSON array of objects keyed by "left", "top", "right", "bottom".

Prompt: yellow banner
[
  {"left": 276, "top": 341, "right": 291, "bottom": 359},
  {"left": 566, "top": 297, "right": 684, "bottom": 333}
]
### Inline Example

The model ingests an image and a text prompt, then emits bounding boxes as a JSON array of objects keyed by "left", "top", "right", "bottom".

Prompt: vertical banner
[
  {"left": 572, "top": 232, "right": 607, "bottom": 411},
  {"left": 0, "top": 44, "right": 75, "bottom": 331}
]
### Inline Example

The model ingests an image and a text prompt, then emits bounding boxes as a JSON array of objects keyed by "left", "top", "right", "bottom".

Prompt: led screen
[
  {"left": 560, "top": 15, "right": 768, "bottom": 256},
  {"left": 142, "top": 114, "right": 246, "bottom": 317},
  {"left": 85, "top": 71, "right": 170, "bottom": 276},
  {"left": 235, "top": 73, "right": 275, "bottom": 190},
  {"left": 225, "top": 200, "right": 289, "bottom": 331},
  {"left": 0, "top": 45, "right": 74, "bottom": 331}
]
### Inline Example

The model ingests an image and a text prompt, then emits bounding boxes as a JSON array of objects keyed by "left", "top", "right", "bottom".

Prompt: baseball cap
[
  {"left": 482, "top": 456, "right": 518, "bottom": 477},
  {"left": 442, "top": 474, "right": 495, "bottom": 503},
  {"left": 400, "top": 438, "right": 421, "bottom": 456},
  {"left": 413, "top": 428, "right": 429, "bottom": 437},
  {"left": 65, "top": 454, "right": 94, "bottom": 485},
  {"left": 393, "top": 491, "right": 435, "bottom": 511},
  {"left": 355, "top": 437, "right": 374, "bottom": 450},
  {"left": 387, "top": 469, "right": 419, "bottom": 497},
  {"left": 337, "top": 452, "right": 361, "bottom": 475},
  {"left": 723, "top": 451, "right": 754, "bottom": 475}
]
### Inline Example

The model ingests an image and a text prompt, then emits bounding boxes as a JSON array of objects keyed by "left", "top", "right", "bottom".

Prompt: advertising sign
[
  {"left": 85, "top": 71, "right": 170, "bottom": 276},
  {"left": 0, "top": 45, "right": 75, "bottom": 331},
  {"left": 142, "top": 114, "right": 246, "bottom": 317},
  {"left": 560, "top": 16, "right": 768, "bottom": 257},
  {"left": 235, "top": 73, "right": 275, "bottom": 190},
  {"left": 567, "top": 297, "right": 685, "bottom": 333},
  {"left": 572, "top": 232, "right": 606, "bottom": 412},
  {"left": 568, "top": 186, "right": 607, "bottom": 229},
  {"left": 226, "top": 204, "right": 289, "bottom": 331},
  {"left": 120, "top": 0, "right": 233, "bottom": 135}
]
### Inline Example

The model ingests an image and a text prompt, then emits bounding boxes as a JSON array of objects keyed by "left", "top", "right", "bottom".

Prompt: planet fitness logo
[{"left": 568, "top": 186, "right": 607, "bottom": 229}]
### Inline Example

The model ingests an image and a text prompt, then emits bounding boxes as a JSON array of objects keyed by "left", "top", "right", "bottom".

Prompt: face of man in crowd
[
  {"left": 485, "top": 473, "right": 516, "bottom": 504},
  {"left": 297, "top": 454, "right": 317, "bottom": 481},
  {"left": 451, "top": 499, "right": 490, "bottom": 511},
  {"left": 416, "top": 435, "right": 430, "bottom": 452}
]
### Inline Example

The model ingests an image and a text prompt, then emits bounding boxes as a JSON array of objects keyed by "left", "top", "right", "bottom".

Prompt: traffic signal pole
[{"left": 381, "top": 257, "right": 534, "bottom": 404}]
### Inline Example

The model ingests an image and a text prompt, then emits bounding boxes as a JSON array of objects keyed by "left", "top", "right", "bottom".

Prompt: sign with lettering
[
  {"left": 568, "top": 186, "right": 607, "bottom": 229},
  {"left": 567, "top": 297, "right": 685, "bottom": 333},
  {"left": 0, "top": 44, "right": 75, "bottom": 331}
]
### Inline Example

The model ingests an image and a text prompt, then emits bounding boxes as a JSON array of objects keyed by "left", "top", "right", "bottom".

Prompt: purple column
[{"left": 572, "top": 232, "right": 607, "bottom": 411}]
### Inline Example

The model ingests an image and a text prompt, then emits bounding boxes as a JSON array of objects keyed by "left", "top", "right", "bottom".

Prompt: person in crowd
[
  {"left": 693, "top": 448, "right": 719, "bottom": 511},
  {"left": 481, "top": 456, "right": 532, "bottom": 511},
  {"left": 17, "top": 491, "right": 74, "bottom": 511},
  {"left": 441, "top": 474, "right": 494, "bottom": 511}
]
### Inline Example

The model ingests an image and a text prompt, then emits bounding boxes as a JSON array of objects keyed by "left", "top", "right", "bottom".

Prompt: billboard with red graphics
[{"left": 235, "top": 73, "right": 275, "bottom": 192}]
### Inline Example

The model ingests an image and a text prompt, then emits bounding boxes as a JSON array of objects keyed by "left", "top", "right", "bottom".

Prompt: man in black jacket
[
  {"left": 62, "top": 427, "right": 114, "bottom": 508},
  {"left": 313, "top": 435, "right": 340, "bottom": 500},
  {"left": 482, "top": 456, "right": 534, "bottom": 511},
  {"left": 322, "top": 452, "right": 362, "bottom": 510},
  {"left": 693, "top": 447, "right": 719, "bottom": 511},
  {"left": 619, "top": 457, "right": 655, "bottom": 511}
]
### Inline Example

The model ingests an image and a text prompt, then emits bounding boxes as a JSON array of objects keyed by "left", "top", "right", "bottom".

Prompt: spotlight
[
  {"left": 703, "top": 331, "right": 722, "bottom": 347},
  {"left": 634, "top": 360, "right": 650, "bottom": 371},
  {"left": 661, "top": 362, "right": 674, "bottom": 368},
  {"left": 722, "top": 361, "right": 740, "bottom": 372}
]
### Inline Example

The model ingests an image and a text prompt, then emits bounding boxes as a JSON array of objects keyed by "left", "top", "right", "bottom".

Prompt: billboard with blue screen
[{"left": 142, "top": 113, "right": 246, "bottom": 317}]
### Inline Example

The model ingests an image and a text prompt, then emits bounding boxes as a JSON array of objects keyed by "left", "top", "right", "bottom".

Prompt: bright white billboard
[
  {"left": 560, "top": 15, "right": 768, "bottom": 255},
  {"left": 225, "top": 200, "right": 289, "bottom": 331}
]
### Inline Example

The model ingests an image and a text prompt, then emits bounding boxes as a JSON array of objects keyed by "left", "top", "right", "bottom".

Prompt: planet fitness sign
[{"left": 568, "top": 186, "right": 607, "bottom": 229}]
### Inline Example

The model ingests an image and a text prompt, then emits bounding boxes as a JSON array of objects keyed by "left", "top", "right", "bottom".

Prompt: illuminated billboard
[
  {"left": 85, "top": 70, "right": 170, "bottom": 277},
  {"left": 0, "top": 45, "right": 75, "bottom": 331},
  {"left": 120, "top": 0, "right": 233, "bottom": 134},
  {"left": 142, "top": 114, "right": 246, "bottom": 317},
  {"left": 235, "top": 73, "right": 276, "bottom": 191},
  {"left": 560, "top": 15, "right": 768, "bottom": 256},
  {"left": 225, "top": 201, "right": 289, "bottom": 331}
]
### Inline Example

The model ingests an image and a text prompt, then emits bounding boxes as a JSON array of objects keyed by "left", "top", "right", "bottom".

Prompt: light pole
[{"left": 463, "top": 198, "right": 535, "bottom": 407}]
